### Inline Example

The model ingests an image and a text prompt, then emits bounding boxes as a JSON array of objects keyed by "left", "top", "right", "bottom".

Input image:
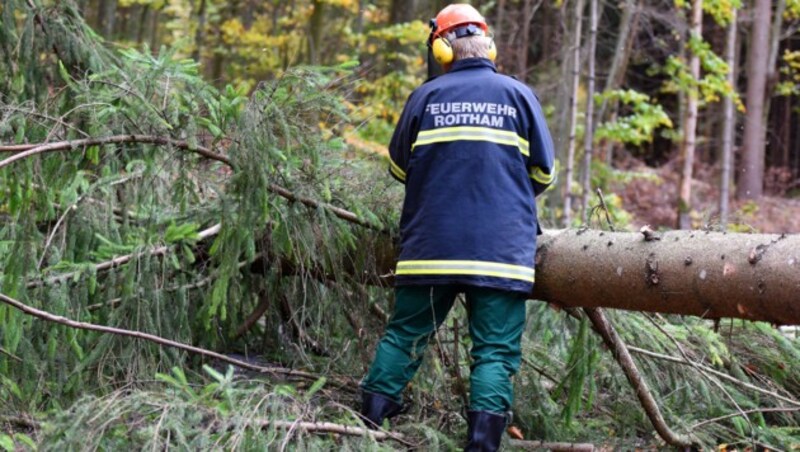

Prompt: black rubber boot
[
  {"left": 464, "top": 410, "right": 507, "bottom": 452},
  {"left": 359, "top": 390, "right": 403, "bottom": 430}
]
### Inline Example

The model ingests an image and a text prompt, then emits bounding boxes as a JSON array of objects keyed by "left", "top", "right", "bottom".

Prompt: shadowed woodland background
[{"left": 2, "top": 0, "right": 800, "bottom": 450}]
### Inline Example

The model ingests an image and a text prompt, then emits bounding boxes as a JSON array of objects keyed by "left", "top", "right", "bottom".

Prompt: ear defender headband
[{"left": 428, "top": 20, "right": 497, "bottom": 65}]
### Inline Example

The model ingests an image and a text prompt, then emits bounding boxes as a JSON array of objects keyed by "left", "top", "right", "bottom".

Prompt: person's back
[
  {"left": 360, "top": 4, "right": 555, "bottom": 451},
  {"left": 393, "top": 58, "right": 552, "bottom": 293}
]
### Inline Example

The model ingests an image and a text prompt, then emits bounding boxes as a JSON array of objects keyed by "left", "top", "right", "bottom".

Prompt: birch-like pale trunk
[
  {"left": 720, "top": 9, "right": 738, "bottom": 229},
  {"left": 563, "top": 0, "right": 584, "bottom": 227},
  {"left": 677, "top": 0, "right": 703, "bottom": 229},
  {"left": 580, "top": 0, "right": 598, "bottom": 222}
]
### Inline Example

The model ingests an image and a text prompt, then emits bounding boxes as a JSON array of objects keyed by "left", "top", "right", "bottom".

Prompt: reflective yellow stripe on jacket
[
  {"left": 529, "top": 166, "right": 554, "bottom": 184},
  {"left": 412, "top": 127, "right": 530, "bottom": 157},
  {"left": 389, "top": 159, "right": 406, "bottom": 181},
  {"left": 396, "top": 260, "right": 535, "bottom": 283}
]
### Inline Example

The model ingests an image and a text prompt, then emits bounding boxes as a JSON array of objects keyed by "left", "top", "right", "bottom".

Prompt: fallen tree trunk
[{"left": 531, "top": 229, "right": 800, "bottom": 325}]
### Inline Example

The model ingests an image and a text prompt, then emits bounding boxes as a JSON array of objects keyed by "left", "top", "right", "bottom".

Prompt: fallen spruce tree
[
  {"left": 3, "top": 9, "right": 800, "bottom": 447},
  {"left": 531, "top": 228, "right": 800, "bottom": 325}
]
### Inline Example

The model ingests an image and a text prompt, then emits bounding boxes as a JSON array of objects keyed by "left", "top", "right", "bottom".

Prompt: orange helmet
[{"left": 432, "top": 4, "right": 489, "bottom": 39}]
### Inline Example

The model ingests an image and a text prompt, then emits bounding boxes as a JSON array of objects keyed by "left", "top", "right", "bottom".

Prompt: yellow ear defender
[
  {"left": 487, "top": 38, "right": 497, "bottom": 62},
  {"left": 430, "top": 24, "right": 497, "bottom": 65},
  {"left": 432, "top": 37, "right": 455, "bottom": 65}
]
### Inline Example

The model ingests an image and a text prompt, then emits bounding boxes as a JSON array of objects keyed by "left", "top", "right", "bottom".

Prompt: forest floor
[{"left": 613, "top": 158, "right": 800, "bottom": 233}]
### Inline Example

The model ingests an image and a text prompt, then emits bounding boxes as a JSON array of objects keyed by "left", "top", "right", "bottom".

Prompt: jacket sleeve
[
  {"left": 525, "top": 90, "right": 556, "bottom": 196},
  {"left": 387, "top": 91, "right": 420, "bottom": 184}
]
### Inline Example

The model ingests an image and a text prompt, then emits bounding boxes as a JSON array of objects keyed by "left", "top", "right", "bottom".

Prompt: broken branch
[{"left": 0, "top": 291, "right": 340, "bottom": 385}]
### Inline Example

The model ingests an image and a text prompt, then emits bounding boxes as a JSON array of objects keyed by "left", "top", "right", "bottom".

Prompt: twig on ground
[
  {"left": 259, "top": 419, "right": 411, "bottom": 445},
  {"left": 508, "top": 439, "right": 595, "bottom": 451},
  {"left": 0, "top": 346, "right": 23, "bottom": 362},
  {"left": 0, "top": 415, "right": 39, "bottom": 430}
]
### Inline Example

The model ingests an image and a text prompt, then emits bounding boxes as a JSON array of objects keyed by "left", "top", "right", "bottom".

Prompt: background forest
[{"left": 2, "top": 0, "right": 800, "bottom": 450}]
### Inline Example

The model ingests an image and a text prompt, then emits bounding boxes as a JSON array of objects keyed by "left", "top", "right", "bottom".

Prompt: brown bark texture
[{"left": 530, "top": 229, "right": 800, "bottom": 325}]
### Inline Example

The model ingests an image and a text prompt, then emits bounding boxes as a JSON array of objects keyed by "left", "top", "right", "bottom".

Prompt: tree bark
[
  {"left": 677, "top": 0, "right": 703, "bottom": 229},
  {"left": 192, "top": 0, "right": 208, "bottom": 62},
  {"left": 97, "top": 0, "right": 118, "bottom": 38},
  {"left": 597, "top": 0, "right": 639, "bottom": 128},
  {"left": 719, "top": 8, "right": 738, "bottom": 228},
  {"left": 308, "top": 0, "right": 325, "bottom": 65},
  {"left": 563, "top": 0, "right": 584, "bottom": 227},
  {"left": 736, "top": 0, "right": 772, "bottom": 200},
  {"left": 532, "top": 229, "right": 800, "bottom": 325},
  {"left": 580, "top": 0, "right": 598, "bottom": 222},
  {"left": 763, "top": 0, "right": 786, "bottom": 167}
]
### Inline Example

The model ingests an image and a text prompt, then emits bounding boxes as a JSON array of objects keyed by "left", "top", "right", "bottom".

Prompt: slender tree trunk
[
  {"left": 719, "top": 8, "right": 738, "bottom": 229},
  {"left": 550, "top": 3, "right": 571, "bottom": 212},
  {"left": 580, "top": 0, "right": 598, "bottom": 223},
  {"left": 597, "top": 0, "right": 637, "bottom": 125},
  {"left": 517, "top": 0, "right": 534, "bottom": 80},
  {"left": 563, "top": 0, "right": 584, "bottom": 227},
  {"left": 149, "top": 5, "right": 163, "bottom": 52},
  {"left": 136, "top": 4, "right": 150, "bottom": 46},
  {"left": 736, "top": 0, "right": 772, "bottom": 200},
  {"left": 495, "top": 0, "right": 506, "bottom": 46},
  {"left": 355, "top": 0, "right": 365, "bottom": 35},
  {"left": 602, "top": 0, "right": 642, "bottom": 165},
  {"left": 308, "top": 0, "right": 324, "bottom": 65},
  {"left": 763, "top": 0, "right": 786, "bottom": 167},
  {"left": 782, "top": 96, "right": 791, "bottom": 168},
  {"left": 192, "top": 0, "right": 208, "bottom": 62},
  {"left": 97, "top": 0, "right": 118, "bottom": 38},
  {"left": 677, "top": 0, "right": 703, "bottom": 229}
]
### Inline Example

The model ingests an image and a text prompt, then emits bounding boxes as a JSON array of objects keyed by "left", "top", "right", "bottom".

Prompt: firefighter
[{"left": 360, "top": 4, "right": 555, "bottom": 450}]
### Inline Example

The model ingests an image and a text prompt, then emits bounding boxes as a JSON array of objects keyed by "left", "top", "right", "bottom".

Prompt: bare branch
[
  {"left": 509, "top": 439, "right": 596, "bottom": 451},
  {"left": 0, "top": 135, "right": 232, "bottom": 169},
  {"left": 0, "top": 290, "right": 342, "bottom": 385},
  {"left": 257, "top": 419, "right": 410, "bottom": 445},
  {"left": 584, "top": 307, "right": 697, "bottom": 447}
]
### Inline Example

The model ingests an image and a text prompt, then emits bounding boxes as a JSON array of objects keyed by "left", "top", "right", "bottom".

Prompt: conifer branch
[
  {"left": 627, "top": 346, "right": 800, "bottom": 408},
  {"left": 0, "top": 290, "right": 338, "bottom": 384},
  {"left": 28, "top": 224, "right": 221, "bottom": 288},
  {"left": 689, "top": 406, "right": 800, "bottom": 430},
  {"left": 0, "top": 135, "right": 232, "bottom": 168},
  {"left": 0, "top": 136, "right": 387, "bottom": 232},
  {"left": 584, "top": 307, "right": 697, "bottom": 447}
]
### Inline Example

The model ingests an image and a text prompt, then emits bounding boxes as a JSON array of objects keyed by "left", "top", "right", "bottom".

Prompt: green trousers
[{"left": 361, "top": 285, "right": 527, "bottom": 414}]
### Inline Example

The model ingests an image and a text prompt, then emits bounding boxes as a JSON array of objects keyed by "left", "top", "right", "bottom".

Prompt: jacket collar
[{"left": 448, "top": 58, "right": 497, "bottom": 74}]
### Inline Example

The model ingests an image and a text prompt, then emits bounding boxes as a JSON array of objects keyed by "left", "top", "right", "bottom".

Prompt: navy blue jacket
[{"left": 388, "top": 58, "right": 555, "bottom": 294}]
